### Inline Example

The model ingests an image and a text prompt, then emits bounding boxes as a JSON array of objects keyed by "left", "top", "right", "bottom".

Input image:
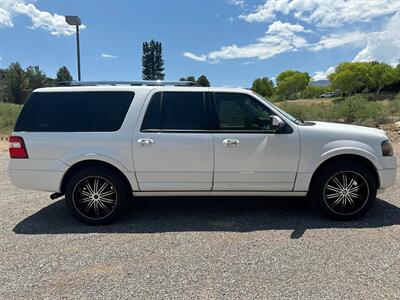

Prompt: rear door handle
[
  {"left": 138, "top": 138, "right": 154, "bottom": 147},
  {"left": 223, "top": 139, "right": 239, "bottom": 147}
]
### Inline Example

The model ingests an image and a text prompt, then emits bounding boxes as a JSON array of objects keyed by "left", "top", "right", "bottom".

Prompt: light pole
[{"left": 65, "top": 16, "right": 82, "bottom": 81}]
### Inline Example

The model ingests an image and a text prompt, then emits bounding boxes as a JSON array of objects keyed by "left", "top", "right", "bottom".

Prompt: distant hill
[{"left": 310, "top": 79, "right": 330, "bottom": 87}]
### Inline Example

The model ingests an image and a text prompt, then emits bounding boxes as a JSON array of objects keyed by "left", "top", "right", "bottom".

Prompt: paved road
[{"left": 0, "top": 147, "right": 399, "bottom": 299}]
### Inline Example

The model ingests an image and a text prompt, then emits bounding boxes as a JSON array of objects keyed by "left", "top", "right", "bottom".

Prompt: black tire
[
  {"left": 309, "top": 160, "right": 377, "bottom": 221},
  {"left": 65, "top": 166, "right": 130, "bottom": 225}
]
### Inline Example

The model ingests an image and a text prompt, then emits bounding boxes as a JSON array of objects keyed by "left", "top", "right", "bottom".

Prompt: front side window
[
  {"left": 141, "top": 92, "right": 207, "bottom": 131},
  {"left": 214, "top": 93, "right": 274, "bottom": 131}
]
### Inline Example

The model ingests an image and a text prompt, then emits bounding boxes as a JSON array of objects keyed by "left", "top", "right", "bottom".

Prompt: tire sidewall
[
  {"left": 65, "top": 167, "right": 129, "bottom": 225},
  {"left": 310, "top": 161, "right": 377, "bottom": 220}
]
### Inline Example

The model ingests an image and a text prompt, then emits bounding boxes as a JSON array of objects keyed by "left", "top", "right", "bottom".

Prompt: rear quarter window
[{"left": 15, "top": 91, "right": 134, "bottom": 132}]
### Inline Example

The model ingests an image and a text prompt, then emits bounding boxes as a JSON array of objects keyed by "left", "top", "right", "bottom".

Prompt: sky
[{"left": 1, "top": 0, "right": 400, "bottom": 87}]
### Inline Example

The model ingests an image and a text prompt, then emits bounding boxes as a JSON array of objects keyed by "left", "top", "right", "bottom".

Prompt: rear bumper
[
  {"left": 9, "top": 158, "right": 68, "bottom": 193},
  {"left": 9, "top": 169, "right": 64, "bottom": 192}
]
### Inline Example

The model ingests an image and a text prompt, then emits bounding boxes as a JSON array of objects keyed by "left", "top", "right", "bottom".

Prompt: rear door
[
  {"left": 132, "top": 91, "right": 214, "bottom": 191},
  {"left": 211, "top": 92, "right": 300, "bottom": 191}
]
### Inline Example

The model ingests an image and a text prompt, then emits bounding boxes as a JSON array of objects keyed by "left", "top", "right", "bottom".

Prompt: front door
[
  {"left": 133, "top": 91, "right": 213, "bottom": 191},
  {"left": 212, "top": 92, "right": 300, "bottom": 191}
]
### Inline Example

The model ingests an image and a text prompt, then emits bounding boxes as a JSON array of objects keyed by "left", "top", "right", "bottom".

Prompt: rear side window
[
  {"left": 15, "top": 91, "right": 134, "bottom": 132},
  {"left": 141, "top": 92, "right": 207, "bottom": 131}
]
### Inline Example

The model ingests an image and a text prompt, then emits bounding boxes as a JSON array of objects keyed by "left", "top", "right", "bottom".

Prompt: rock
[{"left": 395, "top": 121, "right": 400, "bottom": 129}]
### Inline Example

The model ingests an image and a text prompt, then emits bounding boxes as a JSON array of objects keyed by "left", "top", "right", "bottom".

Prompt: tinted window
[
  {"left": 214, "top": 93, "right": 273, "bottom": 131},
  {"left": 15, "top": 91, "right": 134, "bottom": 132},
  {"left": 141, "top": 92, "right": 161, "bottom": 130},
  {"left": 141, "top": 92, "right": 207, "bottom": 131}
]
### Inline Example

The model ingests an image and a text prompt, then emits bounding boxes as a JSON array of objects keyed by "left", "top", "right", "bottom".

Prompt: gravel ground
[{"left": 0, "top": 146, "right": 399, "bottom": 299}]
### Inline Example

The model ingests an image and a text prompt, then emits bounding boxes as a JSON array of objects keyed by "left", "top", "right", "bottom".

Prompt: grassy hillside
[
  {"left": 277, "top": 94, "right": 400, "bottom": 126},
  {"left": 0, "top": 103, "right": 22, "bottom": 136}
]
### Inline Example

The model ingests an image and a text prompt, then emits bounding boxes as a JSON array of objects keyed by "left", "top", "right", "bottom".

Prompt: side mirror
[{"left": 271, "top": 115, "right": 285, "bottom": 131}]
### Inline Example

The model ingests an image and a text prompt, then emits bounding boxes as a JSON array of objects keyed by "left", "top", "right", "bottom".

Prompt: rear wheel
[
  {"left": 310, "top": 161, "right": 377, "bottom": 220},
  {"left": 65, "top": 167, "right": 130, "bottom": 225}
]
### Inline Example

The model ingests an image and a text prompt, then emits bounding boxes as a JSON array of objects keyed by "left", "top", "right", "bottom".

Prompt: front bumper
[{"left": 378, "top": 168, "right": 397, "bottom": 190}]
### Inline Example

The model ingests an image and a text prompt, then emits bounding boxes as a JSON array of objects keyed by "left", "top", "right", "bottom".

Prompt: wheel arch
[
  {"left": 60, "top": 160, "right": 133, "bottom": 194},
  {"left": 309, "top": 154, "right": 380, "bottom": 191}
]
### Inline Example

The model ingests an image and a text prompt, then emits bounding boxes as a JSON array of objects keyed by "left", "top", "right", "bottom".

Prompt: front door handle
[
  {"left": 223, "top": 139, "right": 239, "bottom": 147},
  {"left": 138, "top": 138, "right": 154, "bottom": 147}
]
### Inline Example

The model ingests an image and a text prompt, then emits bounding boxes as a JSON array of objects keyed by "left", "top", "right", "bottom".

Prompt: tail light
[{"left": 9, "top": 136, "right": 29, "bottom": 159}]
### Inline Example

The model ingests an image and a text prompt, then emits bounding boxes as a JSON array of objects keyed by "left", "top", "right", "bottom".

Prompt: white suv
[{"left": 9, "top": 81, "right": 397, "bottom": 225}]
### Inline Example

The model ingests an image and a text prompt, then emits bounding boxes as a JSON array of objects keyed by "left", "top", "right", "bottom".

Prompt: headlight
[{"left": 381, "top": 140, "right": 393, "bottom": 157}]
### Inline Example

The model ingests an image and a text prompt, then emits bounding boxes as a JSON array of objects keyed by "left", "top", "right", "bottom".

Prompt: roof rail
[{"left": 56, "top": 80, "right": 199, "bottom": 87}]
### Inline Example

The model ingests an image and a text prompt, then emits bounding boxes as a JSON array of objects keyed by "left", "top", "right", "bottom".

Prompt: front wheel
[
  {"left": 65, "top": 167, "right": 130, "bottom": 225},
  {"left": 310, "top": 161, "right": 377, "bottom": 220}
]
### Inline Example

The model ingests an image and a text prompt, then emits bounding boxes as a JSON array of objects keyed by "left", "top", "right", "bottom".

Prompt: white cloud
[
  {"left": 266, "top": 20, "right": 309, "bottom": 34},
  {"left": 0, "top": 7, "right": 13, "bottom": 27},
  {"left": 240, "top": 0, "right": 290, "bottom": 23},
  {"left": 353, "top": 13, "right": 400, "bottom": 66},
  {"left": 183, "top": 52, "right": 207, "bottom": 62},
  {"left": 186, "top": 1, "right": 400, "bottom": 65},
  {"left": 0, "top": 0, "right": 86, "bottom": 36},
  {"left": 310, "top": 31, "right": 367, "bottom": 51},
  {"left": 227, "top": 0, "right": 245, "bottom": 8},
  {"left": 239, "top": 0, "right": 400, "bottom": 28},
  {"left": 184, "top": 21, "right": 310, "bottom": 63},
  {"left": 312, "top": 66, "right": 335, "bottom": 81},
  {"left": 101, "top": 53, "right": 117, "bottom": 59}
]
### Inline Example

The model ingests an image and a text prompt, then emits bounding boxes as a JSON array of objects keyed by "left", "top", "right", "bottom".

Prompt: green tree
[
  {"left": 396, "top": 64, "right": 400, "bottom": 80},
  {"left": 299, "top": 85, "right": 330, "bottom": 99},
  {"left": 142, "top": 40, "right": 165, "bottom": 80},
  {"left": 3, "top": 62, "right": 29, "bottom": 104},
  {"left": 56, "top": 66, "right": 73, "bottom": 83},
  {"left": 180, "top": 76, "right": 196, "bottom": 82},
  {"left": 276, "top": 70, "right": 310, "bottom": 100},
  {"left": 329, "top": 69, "right": 362, "bottom": 96},
  {"left": 25, "top": 65, "right": 48, "bottom": 91},
  {"left": 329, "top": 62, "right": 374, "bottom": 95},
  {"left": 196, "top": 75, "right": 210, "bottom": 87},
  {"left": 251, "top": 77, "right": 274, "bottom": 97},
  {"left": 369, "top": 63, "right": 397, "bottom": 95}
]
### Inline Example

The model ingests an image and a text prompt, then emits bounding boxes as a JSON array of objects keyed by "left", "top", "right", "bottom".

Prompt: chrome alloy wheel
[
  {"left": 72, "top": 176, "right": 118, "bottom": 220},
  {"left": 323, "top": 171, "right": 370, "bottom": 216}
]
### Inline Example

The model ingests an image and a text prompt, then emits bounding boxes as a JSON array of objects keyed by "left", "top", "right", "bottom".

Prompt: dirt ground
[{"left": 0, "top": 140, "right": 7, "bottom": 152}]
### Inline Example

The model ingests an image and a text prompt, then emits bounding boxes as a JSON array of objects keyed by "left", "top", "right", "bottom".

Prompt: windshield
[{"left": 251, "top": 92, "right": 303, "bottom": 125}]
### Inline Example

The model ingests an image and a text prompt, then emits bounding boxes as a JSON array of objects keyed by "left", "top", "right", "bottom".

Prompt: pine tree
[
  {"left": 142, "top": 40, "right": 165, "bottom": 80},
  {"left": 3, "top": 62, "right": 29, "bottom": 104},
  {"left": 25, "top": 66, "right": 49, "bottom": 90},
  {"left": 180, "top": 76, "right": 196, "bottom": 82},
  {"left": 196, "top": 75, "right": 210, "bottom": 87},
  {"left": 56, "top": 66, "right": 73, "bottom": 83}
]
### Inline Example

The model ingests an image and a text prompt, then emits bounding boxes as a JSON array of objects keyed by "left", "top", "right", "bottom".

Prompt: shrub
[
  {"left": 278, "top": 95, "right": 388, "bottom": 125},
  {"left": 299, "top": 85, "right": 330, "bottom": 99},
  {"left": 388, "top": 93, "right": 400, "bottom": 115},
  {"left": 0, "top": 103, "right": 22, "bottom": 135}
]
